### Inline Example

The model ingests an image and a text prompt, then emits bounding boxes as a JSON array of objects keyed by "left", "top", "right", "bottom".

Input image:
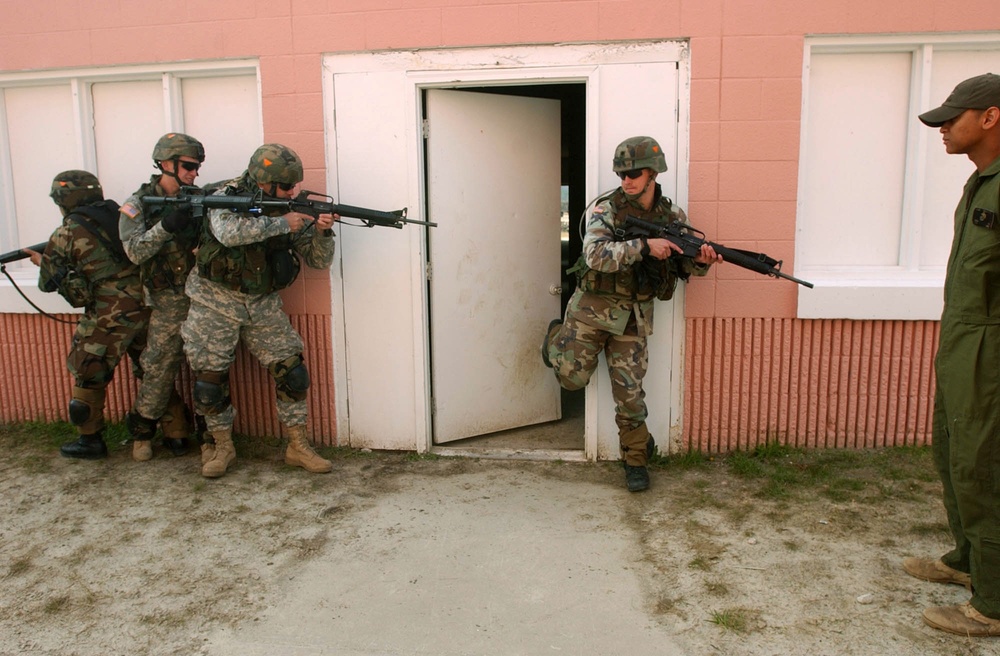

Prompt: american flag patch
[{"left": 120, "top": 203, "right": 140, "bottom": 219}]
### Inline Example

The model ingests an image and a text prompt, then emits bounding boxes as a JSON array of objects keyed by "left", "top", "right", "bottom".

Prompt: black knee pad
[
  {"left": 269, "top": 354, "right": 309, "bottom": 402},
  {"left": 68, "top": 399, "right": 92, "bottom": 426},
  {"left": 193, "top": 371, "right": 231, "bottom": 416}
]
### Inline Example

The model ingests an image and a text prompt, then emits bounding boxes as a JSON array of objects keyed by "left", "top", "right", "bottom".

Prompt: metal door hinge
[{"left": 422, "top": 119, "right": 430, "bottom": 139}]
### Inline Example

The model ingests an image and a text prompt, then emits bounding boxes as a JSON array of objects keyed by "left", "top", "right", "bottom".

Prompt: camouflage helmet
[
  {"left": 612, "top": 136, "right": 667, "bottom": 174},
  {"left": 152, "top": 132, "right": 205, "bottom": 163},
  {"left": 49, "top": 170, "right": 103, "bottom": 210},
  {"left": 247, "top": 144, "right": 304, "bottom": 186}
]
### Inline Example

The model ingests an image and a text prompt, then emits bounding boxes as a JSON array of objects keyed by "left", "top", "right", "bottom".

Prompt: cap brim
[{"left": 919, "top": 104, "right": 965, "bottom": 127}]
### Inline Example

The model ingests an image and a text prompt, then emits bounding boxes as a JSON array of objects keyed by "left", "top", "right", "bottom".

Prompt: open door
[{"left": 425, "top": 89, "right": 562, "bottom": 444}]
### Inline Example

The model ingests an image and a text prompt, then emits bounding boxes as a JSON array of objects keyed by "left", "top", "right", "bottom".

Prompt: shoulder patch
[
  {"left": 120, "top": 203, "right": 140, "bottom": 220},
  {"left": 593, "top": 206, "right": 606, "bottom": 215}
]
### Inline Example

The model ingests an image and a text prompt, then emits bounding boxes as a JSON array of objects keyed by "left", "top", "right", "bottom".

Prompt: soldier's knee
[
  {"left": 193, "top": 370, "right": 231, "bottom": 416},
  {"left": 68, "top": 399, "right": 92, "bottom": 426},
  {"left": 269, "top": 354, "right": 310, "bottom": 402}
]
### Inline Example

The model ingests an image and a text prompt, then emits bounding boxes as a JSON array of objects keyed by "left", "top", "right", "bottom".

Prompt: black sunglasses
[
  {"left": 179, "top": 161, "right": 201, "bottom": 172},
  {"left": 275, "top": 182, "right": 296, "bottom": 192},
  {"left": 617, "top": 169, "right": 644, "bottom": 180}
]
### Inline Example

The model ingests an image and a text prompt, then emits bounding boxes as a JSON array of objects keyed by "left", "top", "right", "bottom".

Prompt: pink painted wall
[
  {"left": 2, "top": 0, "right": 998, "bottom": 449},
  {"left": 4, "top": 1, "right": 996, "bottom": 317}
]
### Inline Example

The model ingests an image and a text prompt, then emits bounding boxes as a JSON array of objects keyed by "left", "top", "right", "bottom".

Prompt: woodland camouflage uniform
[
  {"left": 544, "top": 137, "right": 710, "bottom": 492},
  {"left": 37, "top": 170, "right": 149, "bottom": 459}
]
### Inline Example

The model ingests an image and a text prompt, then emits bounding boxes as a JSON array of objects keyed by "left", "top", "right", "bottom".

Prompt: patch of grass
[
  {"left": 688, "top": 556, "right": 712, "bottom": 571},
  {"left": 6, "top": 557, "right": 31, "bottom": 577},
  {"left": 404, "top": 451, "right": 443, "bottom": 462},
  {"left": 656, "top": 449, "right": 707, "bottom": 469},
  {"left": 43, "top": 596, "right": 71, "bottom": 614},
  {"left": 708, "top": 607, "right": 750, "bottom": 633},
  {"left": 704, "top": 580, "right": 730, "bottom": 596}
]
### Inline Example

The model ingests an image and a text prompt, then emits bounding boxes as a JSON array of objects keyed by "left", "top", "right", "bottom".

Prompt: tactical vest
[
  {"left": 138, "top": 180, "right": 199, "bottom": 292},
  {"left": 196, "top": 186, "right": 301, "bottom": 295},
  {"left": 574, "top": 188, "right": 680, "bottom": 301},
  {"left": 59, "top": 200, "right": 134, "bottom": 307}
]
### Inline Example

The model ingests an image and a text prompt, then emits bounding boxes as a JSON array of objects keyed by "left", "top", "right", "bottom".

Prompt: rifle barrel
[{"left": 0, "top": 241, "right": 48, "bottom": 266}]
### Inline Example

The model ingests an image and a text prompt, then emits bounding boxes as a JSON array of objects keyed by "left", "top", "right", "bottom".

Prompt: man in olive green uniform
[
  {"left": 904, "top": 73, "right": 1000, "bottom": 637},
  {"left": 119, "top": 133, "right": 204, "bottom": 461},
  {"left": 27, "top": 171, "right": 149, "bottom": 459},
  {"left": 542, "top": 136, "right": 720, "bottom": 492},
  {"left": 181, "top": 144, "right": 336, "bottom": 479}
]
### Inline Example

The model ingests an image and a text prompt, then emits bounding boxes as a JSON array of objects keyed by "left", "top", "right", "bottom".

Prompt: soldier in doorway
[
  {"left": 181, "top": 143, "right": 337, "bottom": 479},
  {"left": 26, "top": 170, "right": 149, "bottom": 459},
  {"left": 541, "top": 136, "right": 720, "bottom": 492},
  {"left": 119, "top": 133, "right": 205, "bottom": 461}
]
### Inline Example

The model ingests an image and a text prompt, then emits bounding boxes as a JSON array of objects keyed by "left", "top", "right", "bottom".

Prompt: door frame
[{"left": 322, "top": 41, "right": 690, "bottom": 460}]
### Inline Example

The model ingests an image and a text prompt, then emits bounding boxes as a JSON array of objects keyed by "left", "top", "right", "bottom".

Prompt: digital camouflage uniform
[
  {"left": 546, "top": 185, "right": 706, "bottom": 462},
  {"left": 37, "top": 171, "right": 149, "bottom": 458},
  {"left": 119, "top": 176, "right": 198, "bottom": 451},
  {"left": 181, "top": 149, "right": 335, "bottom": 478},
  {"left": 931, "top": 152, "right": 1000, "bottom": 620}
]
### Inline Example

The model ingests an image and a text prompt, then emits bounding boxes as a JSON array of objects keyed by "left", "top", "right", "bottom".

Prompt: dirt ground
[{"left": 0, "top": 425, "right": 996, "bottom": 656}]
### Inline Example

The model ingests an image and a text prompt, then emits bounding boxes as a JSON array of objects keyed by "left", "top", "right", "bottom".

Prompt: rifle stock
[
  {"left": 623, "top": 215, "right": 814, "bottom": 289},
  {"left": 0, "top": 242, "right": 48, "bottom": 266}
]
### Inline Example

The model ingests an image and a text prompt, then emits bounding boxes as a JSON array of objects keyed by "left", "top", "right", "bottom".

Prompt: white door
[{"left": 425, "top": 89, "right": 562, "bottom": 443}]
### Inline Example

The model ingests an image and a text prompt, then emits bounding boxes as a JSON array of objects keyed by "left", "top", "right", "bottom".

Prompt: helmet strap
[{"left": 157, "top": 159, "right": 183, "bottom": 184}]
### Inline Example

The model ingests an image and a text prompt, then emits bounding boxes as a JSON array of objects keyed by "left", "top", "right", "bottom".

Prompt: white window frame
[
  {"left": 0, "top": 60, "right": 260, "bottom": 314},
  {"left": 796, "top": 33, "right": 1000, "bottom": 320}
]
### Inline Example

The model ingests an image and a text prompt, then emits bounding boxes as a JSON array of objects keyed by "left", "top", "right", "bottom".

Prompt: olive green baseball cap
[{"left": 919, "top": 73, "right": 1000, "bottom": 127}]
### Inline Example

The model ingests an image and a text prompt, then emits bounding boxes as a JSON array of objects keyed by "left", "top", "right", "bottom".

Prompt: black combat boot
[
  {"left": 623, "top": 463, "right": 650, "bottom": 492},
  {"left": 162, "top": 437, "right": 190, "bottom": 457},
  {"left": 60, "top": 432, "right": 108, "bottom": 460},
  {"left": 621, "top": 434, "right": 656, "bottom": 492}
]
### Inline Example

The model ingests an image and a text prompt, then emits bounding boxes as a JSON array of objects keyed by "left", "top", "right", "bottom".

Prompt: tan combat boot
[
  {"left": 284, "top": 425, "right": 332, "bottom": 473},
  {"left": 902, "top": 557, "right": 972, "bottom": 589},
  {"left": 133, "top": 439, "right": 153, "bottom": 462},
  {"left": 200, "top": 441, "right": 216, "bottom": 465},
  {"left": 201, "top": 429, "right": 235, "bottom": 478}
]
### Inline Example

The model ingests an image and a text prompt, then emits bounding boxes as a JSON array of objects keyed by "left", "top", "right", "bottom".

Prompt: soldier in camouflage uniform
[
  {"left": 542, "top": 136, "right": 721, "bottom": 492},
  {"left": 119, "top": 133, "right": 205, "bottom": 462},
  {"left": 181, "top": 144, "right": 337, "bottom": 479},
  {"left": 26, "top": 171, "right": 149, "bottom": 459}
]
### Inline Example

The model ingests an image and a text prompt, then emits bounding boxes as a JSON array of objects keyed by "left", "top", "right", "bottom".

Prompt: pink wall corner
[
  {"left": 443, "top": 6, "right": 520, "bottom": 46},
  {"left": 280, "top": 275, "right": 331, "bottom": 316},
  {"left": 685, "top": 275, "right": 718, "bottom": 318},
  {"left": 690, "top": 78, "right": 721, "bottom": 123},
  {"left": 690, "top": 121, "right": 721, "bottom": 162},
  {"left": 690, "top": 37, "right": 722, "bottom": 80},
  {"left": 688, "top": 161, "right": 720, "bottom": 203},
  {"left": 221, "top": 17, "right": 294, "bottom": 58}
]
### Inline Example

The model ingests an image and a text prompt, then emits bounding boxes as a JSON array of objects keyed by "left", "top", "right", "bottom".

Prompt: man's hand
[
  {"left": 284, "top": 211, "right": 313, "bottom": 233},
  {"left": 23, "top": 248, "right": 42, "bottom": 267},
  {"left": 694, "top": 244, "right": 723, "bottom": 265},
  {"left": 646, "top": 237, "right": 684, "bottom": 260},
  {"left": 314, "top": 212, "right": 338, "bottom": 232}
]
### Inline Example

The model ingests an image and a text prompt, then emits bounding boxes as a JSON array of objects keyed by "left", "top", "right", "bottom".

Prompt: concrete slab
[{"left": 204, "top": 466, "right": 687, "bottom": 655}]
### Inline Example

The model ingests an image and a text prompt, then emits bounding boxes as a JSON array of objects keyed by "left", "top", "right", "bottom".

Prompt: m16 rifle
[
  {"left": 623, "top": 215, "right": 814, "bottom": 288},
  {"left": 141, "top": 186, "right": 434, "bottom": 229},
  {"left": 0, "top": 242, "right": 47, "bottom": 266}
]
